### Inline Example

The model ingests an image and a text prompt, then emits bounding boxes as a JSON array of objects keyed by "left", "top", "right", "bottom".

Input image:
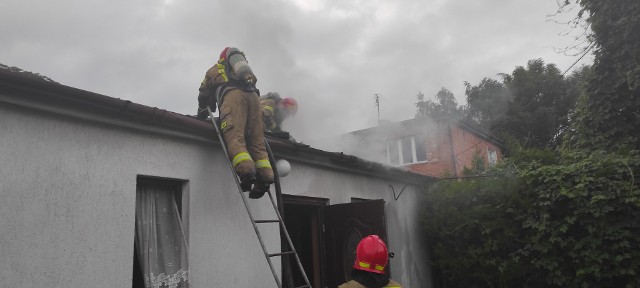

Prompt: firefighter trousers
[{"left": 219, "top": 89, "right": 274, "bottom": 183}]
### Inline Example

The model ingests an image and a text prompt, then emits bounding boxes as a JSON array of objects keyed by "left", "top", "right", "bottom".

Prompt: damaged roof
[{"left": 0, "top": 70, "right": 434, "bottom": 185}]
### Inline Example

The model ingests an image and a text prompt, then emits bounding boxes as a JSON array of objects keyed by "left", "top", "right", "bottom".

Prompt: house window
[
  {"left": 387, "top": 136, "right": 428, "bottom": 165},
  {"left": 487, "top": 149, "right": 498, "bottom": 166},
  {"left": 387, "top": 140, "right": 400, "bottom": 165},
  {"left": 400, "top": 137, "right": 413, "bottom": 164},
  {"left": 134, "top": 176, "right": 190, "bottom": 288},
  {"left": 414, "top": 135, "right": 427, "bottom": 162}
]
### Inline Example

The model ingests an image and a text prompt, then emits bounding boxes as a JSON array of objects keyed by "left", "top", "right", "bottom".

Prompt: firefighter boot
[
  {"left": 249, "top": 179, "right": 273, "bottom": 199},
  {"left": 240, "top": 174, "right": 256, "bottom": 192}
]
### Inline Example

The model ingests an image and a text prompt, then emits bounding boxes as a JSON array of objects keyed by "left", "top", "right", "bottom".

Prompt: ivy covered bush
[
  {"left": 423, "top": 150, "right": 640, "bottom": 288},
  {"left": 516, "top": 151, "right": 640, "bottom": 287}
]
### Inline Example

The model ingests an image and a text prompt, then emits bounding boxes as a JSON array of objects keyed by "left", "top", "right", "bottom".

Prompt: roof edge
[{"left": 0, "top": 70, "right": 435, "bottom": 185}]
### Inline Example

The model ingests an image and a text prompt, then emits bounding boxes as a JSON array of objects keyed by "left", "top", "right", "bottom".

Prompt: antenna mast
[{"left": 374, "top": 93, "right": 380, "bottom": 125}]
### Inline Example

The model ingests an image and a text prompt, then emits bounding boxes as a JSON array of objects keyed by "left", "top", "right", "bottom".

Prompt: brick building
[{"left": 339, "top": 117, "right": 506, "bottom": 178}]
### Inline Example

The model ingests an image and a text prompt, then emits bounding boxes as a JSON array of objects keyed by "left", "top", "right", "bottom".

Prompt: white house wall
[
  {"left": 0, "top": 101, "right": 432, "bottom": 287},
  {"left": 278, "top": 162, "right": 432, "bottom": 286},
  {"left": 0, "top": 103, "right": 281, "bottom": 287}
]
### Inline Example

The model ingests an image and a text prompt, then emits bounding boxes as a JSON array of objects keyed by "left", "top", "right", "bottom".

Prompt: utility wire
[{"left": 562, "top": 42, "right": 595, "bottom": 76}]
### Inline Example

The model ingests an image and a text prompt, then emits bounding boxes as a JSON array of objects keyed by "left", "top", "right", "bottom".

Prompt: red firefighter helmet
[
  {"left": 219, "top": 47, "right": 230, "bottom": 61},
  {"left": 279, "top": 97, "right": 298, "bottom": 116},
  {"left": 353, "top": 235, "right": 388, "bottom": 274}
]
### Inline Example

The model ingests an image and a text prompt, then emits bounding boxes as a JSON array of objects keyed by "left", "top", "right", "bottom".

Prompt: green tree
[
  {"left": 565, "top": 0, "right": 640, "bottom": 150},
  {"left": 463, "top": 59, "right": 586, "bottom": 149},
  {"left": 415, "top": 88, "right": 462, "bottom": 119},
  {"left": 493, "top": 59, "right": 573, "bottom": 148},
  {"left": 463, "top": 78, "right": 511, "bottom": 132},
  {"left": 561, "top": 65, "right": 591, "bottom": 134}
]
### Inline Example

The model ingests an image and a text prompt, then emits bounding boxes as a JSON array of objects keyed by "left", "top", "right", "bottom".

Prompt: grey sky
[{"left": 1, "top": 0, "right": 591, "bottom": 149}]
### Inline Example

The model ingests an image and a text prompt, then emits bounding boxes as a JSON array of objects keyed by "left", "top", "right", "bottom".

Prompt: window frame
[
  {"left": 386, "top": 136, "right": 428, "bottom": 166},
  {"left": 133, "top": 176, "right": 190, "bottom": 288},
  {"left": 487, "top": 148, "right": 498, "bottom": 166}
]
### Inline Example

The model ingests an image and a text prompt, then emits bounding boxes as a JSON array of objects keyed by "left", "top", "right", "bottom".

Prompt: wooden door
[{"left": 324, "top": 200, "right": 388, "bottom": 287}]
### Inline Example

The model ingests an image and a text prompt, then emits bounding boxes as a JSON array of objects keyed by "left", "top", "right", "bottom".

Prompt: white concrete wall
[
  {"left": 0, "top": 104, "right": 281, "bottom": 287},
  {"left": 0, "top": 102, "right": 431, "bottom": 287}
]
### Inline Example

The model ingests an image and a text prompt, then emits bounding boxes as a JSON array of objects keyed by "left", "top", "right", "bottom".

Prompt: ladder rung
[
  {"left": 254, "top": 219, "right": 280, "bottom": 223},
  {"left": 268, "top": 251, "right": 295, "bottom": 257},
  {"left": 208, "top": 112, "right": 311, "bottom": 288}
]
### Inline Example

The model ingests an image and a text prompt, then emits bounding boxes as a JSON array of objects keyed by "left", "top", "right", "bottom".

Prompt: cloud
[{"left": 0, "top": 0, "right": 592, "bottom": 151}]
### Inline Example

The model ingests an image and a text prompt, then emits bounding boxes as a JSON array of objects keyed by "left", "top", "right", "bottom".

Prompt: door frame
[{"left": 282, "top": 194, "right": 328, "bottom": 288}]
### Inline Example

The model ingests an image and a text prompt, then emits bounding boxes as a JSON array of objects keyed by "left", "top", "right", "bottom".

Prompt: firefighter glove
[
  {"left": 198, "top": 91, "right": 216, "bottom": 111},
  {"left": 196, "top": 106, "right": 209, "bottom": 120}
]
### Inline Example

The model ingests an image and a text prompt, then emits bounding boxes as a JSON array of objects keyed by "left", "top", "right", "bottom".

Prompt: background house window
[
  {"left": 487, "top": 149, "right": 498, "bottom": 166},
  {"left": 387, "top": 140, "right": 400, "bottom": 165},
  {"left": 414, "top": 135, "right": 427, "bottom": 162},
  {"left": 400, "top": 137, "right": 413, "bottom": 164},
  {"left": 387, "top": 136, "right": 428, "bottom": 165}
]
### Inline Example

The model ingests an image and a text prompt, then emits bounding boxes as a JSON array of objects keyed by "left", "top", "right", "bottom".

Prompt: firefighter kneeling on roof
[
  {"left": 260, "top": 92, "right": 298, "bottom": 133},
  {"left": 196, "top": 47, "right": 273, "bottom": 199},
  {"left": 339, "top": 235, "right": 402, "bottom": 288}
]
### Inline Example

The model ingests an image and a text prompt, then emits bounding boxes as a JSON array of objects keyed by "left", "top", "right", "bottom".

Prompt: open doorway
[
  {"left": 282, "top": 195, "right": 327, "bottom": 288},
  {"left": 324, "top": 199, "right": 388, "bottom": 287},
  {"left": 281, "top": 196, "right": 389, "bottom": 288}
]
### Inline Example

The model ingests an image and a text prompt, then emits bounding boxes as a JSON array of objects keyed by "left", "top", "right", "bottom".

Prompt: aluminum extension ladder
[{"left": 206, "top": 107, "right": 312, "bottom": 288}]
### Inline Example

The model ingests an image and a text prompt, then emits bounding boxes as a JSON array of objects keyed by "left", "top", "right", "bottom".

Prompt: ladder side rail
[
  {"left": 207, "top": 107, "right": 283, "bottom": 288},
  {"left": 265, "top": 140, "right": 296, "bottom": 288},
  {"left": 237, "top": 183, "right": 282, "bottom": 288},
  {"left": 265, "top": 190, "right": 312, "bottom": 287}
]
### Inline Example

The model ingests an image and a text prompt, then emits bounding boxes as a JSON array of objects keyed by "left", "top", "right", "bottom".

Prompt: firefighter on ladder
[
  {"left": 260, "top": 92, "right": 298, "bottom": 133},
  {"left": 196, "top": 47, "right": 273, "bottom": 199},
  {"left": 339, "top": 235, "right": 402, "bottom": 288}
]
